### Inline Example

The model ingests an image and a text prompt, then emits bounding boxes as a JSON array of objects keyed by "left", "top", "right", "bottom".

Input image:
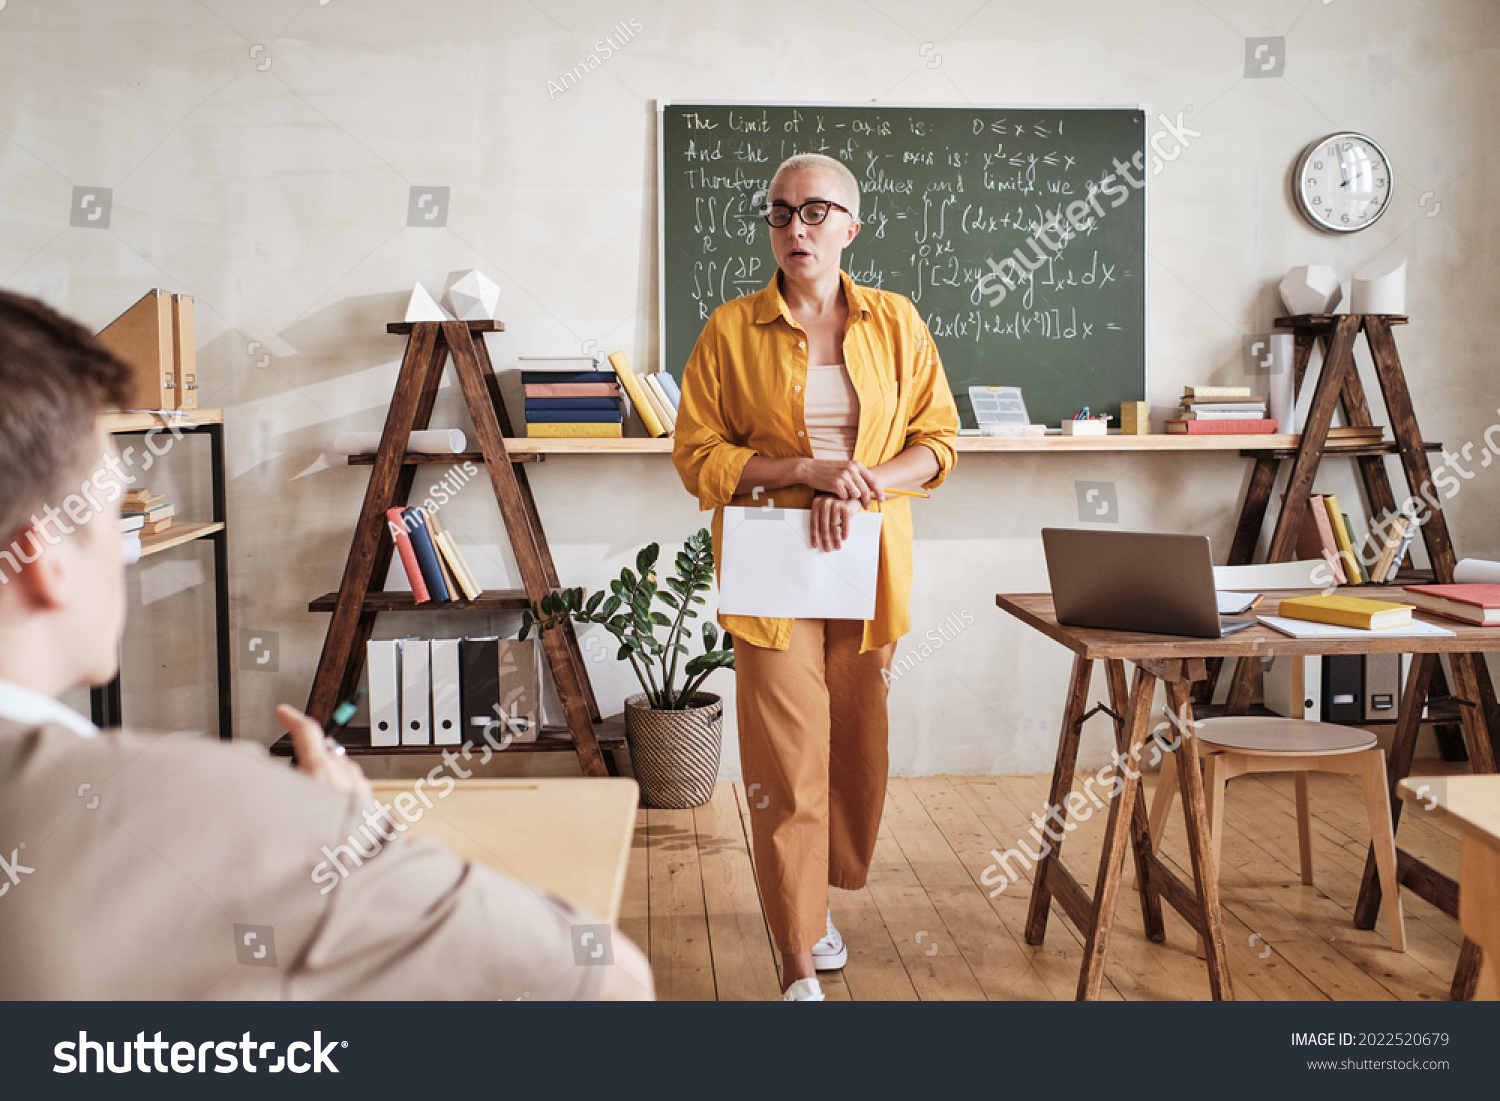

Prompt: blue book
[
  {"left": 524, "top": 409, "right": 623, "bottom": 423},
  {"left": 524, "top": 397, "right": 622, "bottom": 411},
  {"left": 655, "top": 372, "right": 682, "bottom": 410},
  {"left": 520, "top": 371, "right": 615, "bottom": 385},
  {"left": 400, "top": 507, "right": 450, "bottom": 602}
]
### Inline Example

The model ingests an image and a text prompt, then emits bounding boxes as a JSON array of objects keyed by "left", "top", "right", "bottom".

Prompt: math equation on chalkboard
[{"left": 659, "top": 103, "right": 1147, "bottom": 428}]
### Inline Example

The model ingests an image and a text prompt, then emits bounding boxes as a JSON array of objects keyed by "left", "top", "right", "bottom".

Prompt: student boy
[{"left": 0, "top": 290, "right": 652, "bottom": 1000}]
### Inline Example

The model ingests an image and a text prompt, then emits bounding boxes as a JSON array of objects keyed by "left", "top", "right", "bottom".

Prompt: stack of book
[
  {"left": 1295, "top": 492, "right": 1418, "bottom": 585},
  {"left": 122, "top": 489, "right": 173, "bottom": 535},
  {"left": 521, "top": 356, "right": 624, "bottom": 438},
  {"left": 1165, "top": 386, "right": 1277, "bottom": 434},
  {"left": 607, "top": 350, "right": 679, "bottom": 438},
  {"left": 386, "top": 506, "right": 481, "bottom": 604}
]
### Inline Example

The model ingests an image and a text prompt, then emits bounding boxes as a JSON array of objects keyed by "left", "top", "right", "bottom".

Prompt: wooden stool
[{"left": 1144, "top": 716, "right": 1406, "bottom": 951}]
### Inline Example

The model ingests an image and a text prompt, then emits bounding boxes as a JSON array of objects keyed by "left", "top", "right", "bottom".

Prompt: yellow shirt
[{"left": 672, "top": 270, "right": 959, "bottom": 653}]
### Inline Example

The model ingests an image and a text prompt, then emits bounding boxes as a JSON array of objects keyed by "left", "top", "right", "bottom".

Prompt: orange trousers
[{"left": 732, "top": 618, "right": 897, "bottom": 955}]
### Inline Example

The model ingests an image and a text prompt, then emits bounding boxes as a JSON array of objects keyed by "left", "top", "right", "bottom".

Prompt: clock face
[{"left": 1294, "top": 133, "right": 1393, "bottom": 233}]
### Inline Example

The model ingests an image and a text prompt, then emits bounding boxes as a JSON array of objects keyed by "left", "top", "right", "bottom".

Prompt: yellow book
[
  {"left": 642, "top": 373, "right": 676, "bottom": 434},
  {"left": 608, "top": 350, "right": 666, "bottom": 438},
  {"left": 1277, "top": 594, "right": 1414, "bottom": 630},
  {"left": 1322, "top": 493, "right": 1360, "bottom": 585},
  {"left": 423, "top": 510, "right": 482, "bottom": 602},
  {"left": 526, "top": 422, "right": 624, "bottom": 438}
]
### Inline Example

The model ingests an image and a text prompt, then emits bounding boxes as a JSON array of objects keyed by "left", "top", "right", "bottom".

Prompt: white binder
[
  {"left": 367, "top": 639, "right": 401, "bottom": 747},
  {"left": 430, "top": 638, "right": 462, "bottom": 746},
  {"left": 400, "top": 638, "right": 431, "bottom": 746}
]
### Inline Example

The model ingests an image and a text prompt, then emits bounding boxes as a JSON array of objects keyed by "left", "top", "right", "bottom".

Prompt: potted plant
[{"left": 520, "top": 528, "right": 734, "bottom": 808}]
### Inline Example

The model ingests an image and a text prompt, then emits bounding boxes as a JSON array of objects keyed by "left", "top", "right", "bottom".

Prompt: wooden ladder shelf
[
  {"left": 293, "top": 319, "right": 617, "bottom": 777},
  {"left": 1211, "top": 312, "right": 1499, "bottom": 1000}
]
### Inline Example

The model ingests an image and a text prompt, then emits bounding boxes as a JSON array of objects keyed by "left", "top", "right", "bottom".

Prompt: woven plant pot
[{"left": 623, "top": 692, "right": 723, "bottom": 810}]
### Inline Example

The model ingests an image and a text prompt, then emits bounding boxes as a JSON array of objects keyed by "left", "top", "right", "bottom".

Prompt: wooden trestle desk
[{"left": 995, "top": 589, "right": 1499, "bottom": 1001}]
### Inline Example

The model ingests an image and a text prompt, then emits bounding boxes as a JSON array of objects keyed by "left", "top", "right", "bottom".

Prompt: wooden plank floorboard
[
  {"left": 645, "top": 807, "right": 716, "bottom": 1001},
  {"left": 626, "top": 774, "right": 1462, "bottom": 1001},
  {"left": 694, "top": 786, "right": 780, "bottom": 1001}
]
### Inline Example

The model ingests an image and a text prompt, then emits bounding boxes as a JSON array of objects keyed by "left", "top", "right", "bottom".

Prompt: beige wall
[{"left": 5, "top": 1, "right": 1498, "bottom": 778}]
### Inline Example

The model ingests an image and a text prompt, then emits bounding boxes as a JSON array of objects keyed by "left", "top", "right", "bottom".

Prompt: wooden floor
[{"left": 619, "top": 768, "right": 1467, "bottom": 1001}]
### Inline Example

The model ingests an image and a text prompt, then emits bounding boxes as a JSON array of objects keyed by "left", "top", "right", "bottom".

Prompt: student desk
[
  {"left": 1397, "top": 775, "right": 1500, "bottom": 1000},
  {"left": 369, "top": 778, "right": 639, "bottom": 923},
  {"left": 994, "top": 588, "right": 1500, "bottom": 1001}
]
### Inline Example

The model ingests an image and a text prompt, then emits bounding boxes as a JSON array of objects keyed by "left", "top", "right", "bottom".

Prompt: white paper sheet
[
  {"left": 1257, "top": 615, "right": 1455, "bottom": 640},
  {"left": 1216, "top": 590, "right": 1261, "bottom": 615},
  {"left": 719, "top": 506, "right": 883, "bottom": 619}
]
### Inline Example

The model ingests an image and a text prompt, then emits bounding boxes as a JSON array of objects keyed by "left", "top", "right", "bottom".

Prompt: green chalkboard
[{"left": 658, "top": 103, "right": 1147, "bottom": 428}]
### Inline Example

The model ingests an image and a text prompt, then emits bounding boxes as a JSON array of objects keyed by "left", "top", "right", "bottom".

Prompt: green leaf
[
  {"left": 703, "top": 622, "right": 719, "bottom": 650},
  {"left": 616, "top": 644, "right": 632, "bottom": 662},
  {"left": 585, "top": 591, "right": 604, "bottom": 614},
  {"left": 601, "top": 595, "right": 622, "bottom": 618},
  {"left": 636, "top": 544, "right": 659, "bottom": 575},
  {"left": 651, "top": 611, "right": 671, "bottom": 627},
  {"left": 656, "top": 590, "right": 680, "bottom": 609}
]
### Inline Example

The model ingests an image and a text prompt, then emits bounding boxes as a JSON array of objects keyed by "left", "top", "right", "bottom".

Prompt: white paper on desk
[
  {"left": 1257, "top": 615, "right": 1455, "bottom": 640},
  {"left": 719, "top": 506, "right": 883, "bottom": 619}
]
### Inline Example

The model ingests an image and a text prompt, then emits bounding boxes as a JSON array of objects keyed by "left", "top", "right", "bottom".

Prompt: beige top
[
  {"left": 0, "top": 718, "right": 609, "bottom": 1000},
  {"left": 804, "top": 362, "right": 861, "bottom": 460}
]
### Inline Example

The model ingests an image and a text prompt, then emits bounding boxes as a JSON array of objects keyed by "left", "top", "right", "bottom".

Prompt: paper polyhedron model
[
  {"left": 442, "top": 270, "right": 501, "bottom": 321},
  {"left": 404, "top": 282, "right": 452, "bottom": 323},
  {"left": 1279, "top": 266, "right": 1343, "bottom": 316}
]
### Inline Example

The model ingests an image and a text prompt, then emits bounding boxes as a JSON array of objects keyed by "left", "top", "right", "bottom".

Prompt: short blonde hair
[{"left": 770, "top": 153, "right": 861, "bottom": 224}]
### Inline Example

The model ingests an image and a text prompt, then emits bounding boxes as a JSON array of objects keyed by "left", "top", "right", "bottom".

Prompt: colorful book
[
  {"left": 1385, "top": 520, "right": 1420, "bottom": 581},
  {"left": 608, "top": 350, "right": 666, "bottom": 438},
  {"left": 140, "top": 517, "right": 173, "bottom": 535},
  {"left": 1164, "top": 419, "right": 1279, "bottom": 434},
  {"left": 385, "top": 506, "right": 431, "bottom": 604},
  {"left": 524, "top": 409, "right": 623, "bottom": 423},
  {"left": 1183, "top": 386, "right": 1253, "bottom": 399},
  {"left": 401, "top": 507, "right": 451, "bottom": 602},
  {"left": 520, "top": 370, "right": 616, "bottom": 385},
  {"left": 122, "top": 503, "right": 174, "bottom": 521},
  {"left": 655, "top": 372, "right": 682, "bottom": 410},
  {"left": 1294, "top": 494, "right": 1346, "bottom": 585},
  {"left": 526, "top": 422, "right": 624, "bottom": 438},
  {"left": 516, "top": 356, "right": 601, "bottom": 373},
  {"left": 524, "top": 381, "right": 621, "bottom": 399},
  {"left": 424, "top": 510, "right": 482, "bottom": 602},
  {"left": 643, "top": 374, "right": 676, "bottom": 433},
  {"left": 1321, "top": 495, "right": 1360, "bottom": 585},
  {"left": 523, "top": 397, "right": 622, "bottom": 411},
  {"left": 1341, "top": 511, "right": 1369, "bottom": 583},
  {"left": 1401, "top": 584, "right": 1500, "bottom": 625},
  {"left": 118, "top": 515, "right": 145, "bottom": 534},
  {"left": 1369, "top": 516, "right": 1409, "bottom": 586},
  {"left": 1277, "top": 594, "right": 1415, "bottom": 630}
]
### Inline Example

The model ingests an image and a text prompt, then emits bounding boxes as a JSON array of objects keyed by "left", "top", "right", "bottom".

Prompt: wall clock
[{"left": 1293, "top": 132, "right": 1393, "bottom": 233}]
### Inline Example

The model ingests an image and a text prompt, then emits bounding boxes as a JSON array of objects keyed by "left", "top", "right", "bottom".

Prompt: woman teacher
[{"left": 673, "top": 153, "right": 959, "bottom": 1001}]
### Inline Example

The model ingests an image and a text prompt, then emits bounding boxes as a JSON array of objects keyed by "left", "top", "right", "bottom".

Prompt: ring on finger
[{"left": 324, "top": 737, "right": 346, "bottom": 756}]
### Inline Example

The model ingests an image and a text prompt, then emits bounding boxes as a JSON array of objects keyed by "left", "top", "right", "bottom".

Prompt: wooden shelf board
[
  {"left": 103, "top": 408, "right": 224, "bottom": 433},
  {"left": 437, "top": 434, "right": 1323, "bottom": 457},
  {"left": 268, "top": 719, "right": 627, "bottom": 758},
  {"left": 307, "top": 588, "right": 530, "bottom": 612},
  {"left": 1274, "top": 313, "right": 1408, "bottom": 328},
  {"left": 1242, "top": 441, "right": 1439, "bottom": 459},
  {"left": 386, "top": 321, "right": 503, "bottom": 334},
  {"left": 136, "top": 521, "right": 223, "bottom": 557},
  {"left": 347, "top": 450, "right": 540, "bottom": 466}
]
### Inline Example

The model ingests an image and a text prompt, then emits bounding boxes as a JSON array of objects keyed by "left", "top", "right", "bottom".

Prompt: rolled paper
[
  {"left": 333, "top": 429, "right": 467, "bottom": 455},
  {"left": 1350, "top": 252, "right": 1407, "bottom": 315},
  {"left": 1454, "top": 558, "right": 1500, "bottom": 585},
  {"left": 1267, "top": 332, "right": 1296, "bottom": 433}
]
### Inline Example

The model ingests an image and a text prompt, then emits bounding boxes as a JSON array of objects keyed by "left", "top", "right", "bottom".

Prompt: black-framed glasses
[{"left": 761, "top": 199, "right": 852, "bottom": 228}]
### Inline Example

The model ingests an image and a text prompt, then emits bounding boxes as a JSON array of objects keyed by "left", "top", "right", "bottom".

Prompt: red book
[
  {"left": 1164, "top": 419, "right": 1280, "bottom": 435},
  {"left": 385, "top": 507, "right": 431, "bottom": 604},
  {"left": 1401, "top": 583, "right": 1500, "bottom": 625}
]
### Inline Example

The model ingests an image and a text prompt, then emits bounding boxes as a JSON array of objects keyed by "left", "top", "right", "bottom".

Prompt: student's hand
[
  {"left": 278, "top": 704, "right": 372, "bottom": 805},
  {"left": 809, "top": 494, "right": 864, "bottom": 552},
  {"left": 801, "top": 459, "right": 883, "bottom": 508}
]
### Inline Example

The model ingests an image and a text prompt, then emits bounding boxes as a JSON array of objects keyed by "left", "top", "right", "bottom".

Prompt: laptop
[{"left": 1041, "top": 528, "right": 1256, "bottom": 639}]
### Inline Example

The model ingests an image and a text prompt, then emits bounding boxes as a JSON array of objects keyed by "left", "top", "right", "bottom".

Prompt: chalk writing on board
[{"left": 661, "top": 105, "right": 1146, "bottom": 427}]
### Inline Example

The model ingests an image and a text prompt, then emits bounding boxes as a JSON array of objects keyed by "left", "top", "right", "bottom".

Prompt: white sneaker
[
  {"left": 779, "top": 977, "right": 824, "bottom": 1001},
  {"left": 811, "top": 909, "right": 848, "bottom": 971}
]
